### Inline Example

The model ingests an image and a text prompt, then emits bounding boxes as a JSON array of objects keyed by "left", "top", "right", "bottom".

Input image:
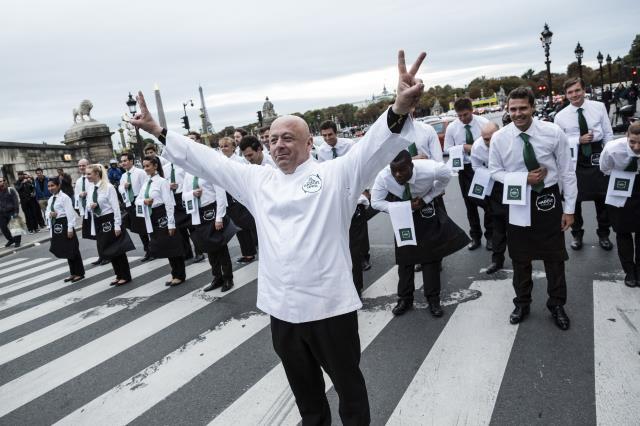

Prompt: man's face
[
  {"left": 481, "top": 126, "right": 497, "bottom": 147},
  {"left": 242, "top": 147, "right": 264, "bottom": 165},
  {"left": 456, "top": 109, "right": 473, "bottom": 125},
  {"left": 36, "top": 170, "right": 43, "bottom": 178},
  {"left": 259, "top": 130, "right": 270, "bottom": 146},
  {"left": 219, "top": 140, "right": 236, "bottom": 158},
  {"left": 233, "top": 131, "right": 243, "bottom": 145},
  {"left": 0, "top": 178, "right": 5, "bottom": 190},
  {"left": 320, "top": 128, "right": 338, "bottom": 147},
  {"left": 144, "top": 149, "right": 156, "bottom": 158},
  {"left": 390, "top": 161, "right": 413, "bottom": 185},
  {"left": 57, "top": 169, "right": 63, "bottom": 175},
  {"left": 628, "top": 133, "right": 640, "bottom": 155},
  {"left": 507, "top": 98, "right": 534, "bottom": 130},
  {"left": 121, "top": 156, "right": 133, "bottom": 170},
  {"left": 565, "top": 82, "right": 585, "bottom": 107},
  {"left": 187, "top": 134, "right": 198, "bottom": 142},
  {"left": 78, "top": 161, "right": 87, "bottom": 174},
  {"left": 270, "top": 116, "right": 313, "bottom": 174}
]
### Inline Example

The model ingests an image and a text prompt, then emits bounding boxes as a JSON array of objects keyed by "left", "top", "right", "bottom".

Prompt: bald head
[
  {"left": 269, "top": 115, "right": 313, "bottom": 174},
  {"left": 481, "top": 122, "right": 499, "bottom": 145},
  {"left": 77, "top": 158, "right": 89, "bottom": 174}
]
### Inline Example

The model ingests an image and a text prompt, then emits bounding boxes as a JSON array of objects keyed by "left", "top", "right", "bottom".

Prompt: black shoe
[
  {"left": 110, "top": 279, "right": 119, "bottom": 286},
  {"left": 486, "top": 262, "right": 503, "bottom": 274},
  {"left": 598, "top": 237, "right": 613, "bottom": 251},
  {"left": 570, "top": 235, "right": 583, "bottom": 250},
  {"left": 71, "top": 276, "right": 85, "bottom": 283},
  {"left": 414, "top": 264, "right": 422, "bottom": 272},
  {"left": 392, "top": 299, "right": 413, "bottom": 316},
  {"left": 236, "top": 256, "right": 255, "bottom": 264},
  {"left": 115, "top": 279, "right": 131, "bottom": 287},
  {"left": 203, "top": 278, "right": 224, "bottom": 292},
  {"left": 64, "top": 276, "right": 74, "bottom": 282},
  {"left": 429, "top": 300, "right": 443, "bottom": 317},
  {"left": 467, "top": 239, "right": 481, "bottom": 250},
  {"left": 361, "top": 260, "right": 371, "bottom": 271},
  {"left": 140, "top": 253, "right": 152, "bottom": 262},
  {"left": 221, "top": 280, "right": 234, "bottom": 292},
  {"left": 486, "top": 240, "right": 493, "bottom": 251},
  {"left": 99, "top": 259, "right": 110, "bottom": 266},
  {"left": 509, "top": 306, "right": 530, "bottom": 324},
  {"left": 550, "top": 306, "right": 570, "bottom": 330},
  {"left": 12, "top": 236, "right": 21, "bottom": 248},
  {"left": 193, "top": 254, "right": 205, "bottom": 263},
  {"left": 165, "top": 280, "right": 173, "bottom": 286},
  {"left": 624, "top": 273, "right": 637, "bottom": 287},
  {"left": 92, "top": 258, "right": 102, "bottom": 266},
  {"left": 169, "top": 279, "right": 185, "bottom": 287},
  {"left": 4, "top": 239, "right": 14, "bottom": 248}
]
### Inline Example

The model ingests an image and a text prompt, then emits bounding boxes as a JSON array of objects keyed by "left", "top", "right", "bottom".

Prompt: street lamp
[
  {"left": 606, "top": 54, "right": 613, "bottom": 90},
  {"left": 574, "top": 42, "right": 584, "bottom": 81},
  {"left": 126, "top": 92, "right": 143, "bottom": 159},
  {"left": 597, "top": 51, "right": 604, "bottom": 93},
  {"left": 615, "top": 56, "right": 623, "bottom": 84},
  {"left": 540, "top": 23, "right": 554, "bottom": 108}
]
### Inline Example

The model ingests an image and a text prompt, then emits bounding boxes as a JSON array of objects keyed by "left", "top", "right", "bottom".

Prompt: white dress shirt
[
  {"left": 74, "top": 175, "right": 93, "bottom": 214},
  {"left": 162, "top": 162, "right": 186, "bottom": 193},
  {"left": 141, "top": 174, "right": 176, "bottom": 229},
  {"left": 316, "top": 138, "right": 355, "bottom": 162},
  {"left": 488, "top": 120, "right": 577, "bottom": 214},
  {"left": 90, "top": 183, "right": 122, "bottom": 231},
  {"left": 119, "top": 166, "right": 147, "bottom": 204},
  {"left": 162, "top": 109, "right": 415, "bottom": 323},
  {"left": 47, "top": 191, "right": 76, "bottom": 231},
  {"left": 599, "top": 137, "right": 640, "bottom": 175},
  {"left": 470, "top": 136, "right": 490, "bottom": 170},
  {"left": 371, "top": 159, "right": 450, "bottom": 213},
  {"left": 414, "top": 122, "right": 443, "bottom": 162},
  {"left": 183, "top": 172, "right": 227, "bottom": 223},
  {"left": 444, "top": 115, "right": 490, "bottom": 163},
  {"left": 554, "top": 99, "right": 614, "bottom": 143}
]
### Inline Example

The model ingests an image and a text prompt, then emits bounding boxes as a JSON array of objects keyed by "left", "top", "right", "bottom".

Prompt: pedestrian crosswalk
[{"left": 0, "top": 255, "right": 639, "bottom": 425}]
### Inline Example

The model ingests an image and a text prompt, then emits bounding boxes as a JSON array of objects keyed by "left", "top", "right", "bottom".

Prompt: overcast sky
[{"left": 1, "top": 0, "right": 637, "bottom": 145}]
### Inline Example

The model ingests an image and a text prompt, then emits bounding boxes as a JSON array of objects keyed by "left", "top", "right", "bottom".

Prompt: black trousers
[
  {"left": 491, "top": 208, "right": 507, "bottom": 265},
  {"left": 35, "top": 199, "right": 45, "bottom": 227},
  {"left": 179, "top": 227, "right": 194, "bottom": 259},
  {"left": 0, "top": 213, "right": 12, "bottom": 241},
  {"left": 571, "top": 197, "right": 611, "bottom": 238},
  {"left": 111, "top": 254, "right": 131, "bottom": 281},
  {"left": 67, "top": 253, "right": 85, "bottom": 276},
  {"left": 139, "top": 233, "right": 150, "bottom": 253},
  {"left": 168, "top": 256, "right": 186, "bottom": 280},
  {"left": 349, "top": 210, "right": 367, "bottom": 295},
  {"left": 397, "top": 261, "right": 441, "bottom": 303},
  {"left": 21, "top": 200, "right": 38, "bottom": 232},
  {"left": 512, "top": 259, "right": 566, "bottom": 309},
  {"left": 616, "top": 232, "right": 640, "bottom": 276},
  {"left": 458, "top": 164, "right": 492, "bottom": 241},
  {"left": 237, "top": 227, "right": 257, "bottom": 257},
  {"left": 208, "top": 244, "right": 232, "bottom": 281},
  {"left": 270, "top": 311, "right": 370, "bottom": 425},
  {"left": 187, "top": 225, "right": 203, "bottom": 256},
  {"left": 363, "top": 221, "right": 371, "bottom": 262}
]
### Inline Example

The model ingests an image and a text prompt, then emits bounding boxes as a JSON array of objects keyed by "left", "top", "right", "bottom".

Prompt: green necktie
[
  {"left": 192, "top": 176, "right": 200, "bottom": 208},
  {"left": 464, "top": 124, "right": 474, "bottom": 145},
  {"left": 624, "top": 156, "right": 638, "bottom": 172},
  {"left": 144, "top": 178, "right": 152, "bottom": 199},
  {"left": 92, "top": 187, "right": 101, "bottom": 215},
  {"left": 520, "top": 132, "right": 544, "bottom": 193},
  {"left": 408, "top": 143, "right": 418, "bottom": 156},
  {"left": 170, "top": 164, "right": 176, "bottom": 191},
  {"left": 81, "top": 177, "right": 86, "bottom": 209},
  {"left": 50, "top": 196, "right": 57, "bottom": 226},
  {"left": 402, "top": 183, "right": 412, "bottom": 201},
  {"left": 127, "top": 171, "right": 135, "bottom": 202},
  {"left": 332, "top": 147, "right": 338, "bottom": 159},
  {"left": 577, "top": 107, "right": 592, "bottom": 157}
]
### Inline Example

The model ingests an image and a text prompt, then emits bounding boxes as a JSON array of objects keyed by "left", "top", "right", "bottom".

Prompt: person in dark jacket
[
  {"left": 16, "top": 172, "right": 40, "bottom": 233},
  {"left": 34, "top": 168, "right": 51, "bottom": 228},
  {"left": 0, "top": 177, "right": 21, "bottom": 247},
  {"left": 56, "top": 168, "right": 75, "bottom": 200}
]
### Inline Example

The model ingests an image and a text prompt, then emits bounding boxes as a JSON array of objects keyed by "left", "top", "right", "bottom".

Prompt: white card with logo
[
  {"left": 606, "top": 169, "right": 635, "bottom": 198},
  {"left": 388, "top": 201, "right": 417, "bottom": 247},
  {"left": 568, "top": 136, "right": 579, "bottom": 169},
  {"left": 502, "top": 172, "right": 528, "bottom": 205},
  {"left": 121, "top": 187, "right": 132, "bottom": 207},
  {"left": 447, "top": 145, "right": 465, "bottom": 171},
  {"left": 509, "top": 185, "right": 532, "bottom": 227},
  {"left": 182, "top": 191, "right": 201, "bottom": 225},
  {"left": 134, "top": 196, "right": 153, "bottom": 233},
  {"left": 468, "top": 167, "right": 494, "bottom": 199}
]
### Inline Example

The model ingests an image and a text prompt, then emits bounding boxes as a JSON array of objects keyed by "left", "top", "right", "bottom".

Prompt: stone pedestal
[{"left": 63, "top": 120, "right": 114, "bottom": 167}]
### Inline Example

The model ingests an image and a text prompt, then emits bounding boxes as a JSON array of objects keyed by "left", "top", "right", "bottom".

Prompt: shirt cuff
[{"left": 387, "top": 108, "right": 409, "bottom": 134}]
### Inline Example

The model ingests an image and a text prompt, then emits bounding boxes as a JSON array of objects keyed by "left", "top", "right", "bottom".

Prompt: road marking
[
  {"left": 0, "top": 258, "right": 58, "bottom": 285},
  {"left": 594, "top": 280, "right": 640, "bottom": 426},
  {"left": 0, "top": 257, "right": 28, "bottom": 270},
  {"left": 386, "top": 279, "right": 517, "bottom": 426},
  {"left": 0, "top": 262, "right": 258, "bottom": 418}
]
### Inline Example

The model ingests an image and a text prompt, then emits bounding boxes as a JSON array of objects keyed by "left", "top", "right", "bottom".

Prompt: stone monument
[
  {"left": 262, "top": 96, "right": 278, "bottom": 125},
  {"left": 432, "top": 99, "right": 443, "bottom": 116},
  {"left": 63, "top": 99, "right": 114, "bottom": 166}
]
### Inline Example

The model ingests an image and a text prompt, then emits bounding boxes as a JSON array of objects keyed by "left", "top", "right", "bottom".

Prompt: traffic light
[
  {"left": 632, "top": 67, "right": 638, "bottom": 82},
  {"left": 257, "top": 111, "right": 263, "bottom": 127},
  {"left": 181, "top": 115, "right": 190, "bottom": 130}
]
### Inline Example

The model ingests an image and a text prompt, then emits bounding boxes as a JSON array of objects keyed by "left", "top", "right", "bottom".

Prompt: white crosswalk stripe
[
  {"left": 0, "top": 258, "right": 60, "bottom": 285},
  {"left": 0, "top": 257, "right": 28, "bottom": 270}
]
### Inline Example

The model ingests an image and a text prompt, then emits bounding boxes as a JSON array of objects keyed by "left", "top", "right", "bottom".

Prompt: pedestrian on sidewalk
[
  {"left": 0, "top": 177, "right": 21, "bottom": 248},
  {"left": 16, "top": 172, "right": 40, "bottom": 233},
  {"left": 34, "top": 168, "right": 51, "bottom": 229}
]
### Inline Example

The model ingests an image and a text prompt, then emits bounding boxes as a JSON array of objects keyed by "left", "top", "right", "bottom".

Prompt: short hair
[
  {"left": 454, "top": 98, "right": 473, "bottom": 112},
  {"left": 144, "top": 143, "right": 158, "bottom": 153},
  {"left": 35, "top": 167, "right": 43, "bottom": 173},
  {"left": 219, "top": 136, "right": 236, "bottom": 147},
  {"left": 48, "top": 176, "right": 61, "bottom": 186},
  {"left": 187, "top": 131, "right": 201, "bottom": 140},
  {"left": 628, "top": 121, "right": 640, "bottom": 136},
  {"left": 121, "top": 152, "right": 135, "bottom": 161},
  {"left": 507, "top": 86, "right": 535, "bottom": 108},
  {"left": 391, "top": 150, "right": 412, "bottom": 165},
  {"left": 234, "top": 128, "right": 248, "bottom": 137},
  {"left": 142, "top": 155, "right": 165, "bottom": 178},
  {"left": 258, "top": 126, "right": 270, "bottom": 134},
  {"left": 563, "top": 77, "right": 585, "bottom": 92},
  {"left": 319, "top": 120, "right": 337, "bottom": 133},
  {"left": 239, "top": 135, "right": 262, "bottom": 152}
]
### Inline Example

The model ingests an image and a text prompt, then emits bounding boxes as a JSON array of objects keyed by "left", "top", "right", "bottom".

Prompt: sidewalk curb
[{"left": 0, "top": 227, "right": 83, "bottom": 260}]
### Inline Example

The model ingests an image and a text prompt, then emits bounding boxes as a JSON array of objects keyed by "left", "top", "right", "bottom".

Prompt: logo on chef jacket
[
  {"left": 420, "top": 202, "right": 436, "bottom": 218},
  {"left": 535, "top": 193, "right": 556, "bottom": 211},
  {"left": 614, "top": 177, "right": 630, "bottom": 191},
  {"left": 102, "top": 222, "right": 112, "bottom": 233},
  {"left": 203, "top": 209, "right": 216, "bottom": 221},
  {"left": 157, "top": 216, "right": 168, "bottom": 228},
  {"left": 590, "top": 153, "right": 600, "bottom": 166},
  {"left": 53, "top": 223, "right": 64, "bottom": 234},
  {"left": 472, "top": 183, "right": 484, "bottom": 196},
  {"left": 302, "top": 174, "right": 322, "bottom": 193},
  {"left": 399, "top": 228, "right": 413, "bottom": 241},
  {"left": 452, "top": 158, "right": 462, "bottom": 168},
  {"left": 507, "top": 185, "right": 522, "bottom": 201}
]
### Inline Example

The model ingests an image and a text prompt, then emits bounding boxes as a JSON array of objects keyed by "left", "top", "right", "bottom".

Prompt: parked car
[{"left": 423, "top": 116, "right": 454, "bottom": 150}]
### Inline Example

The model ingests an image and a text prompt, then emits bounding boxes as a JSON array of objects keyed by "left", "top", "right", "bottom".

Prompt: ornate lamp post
[
  {"left": 597, "top": 51, "right": 604, "bottom": 93},
  {"left": 615, "top": 56, "right": 623, "bottom": 84},
  {"left": 126, "top": 93, "right": 143, "bottom": 159},
  {"left": 574, "top": 42, "right": 584, "bottom": 81},
  {"left": 540, "top": 23, "right": 554, "bottom": 108},
  {"left": 606, "top": 54, "right": 613, "bottom": 90}
]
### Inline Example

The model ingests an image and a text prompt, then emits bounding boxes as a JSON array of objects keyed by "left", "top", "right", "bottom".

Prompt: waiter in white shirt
[
  {"left": 471, "top": 122, "right": 507, "bottom": 274},
  {"left": 131, "top": 49, "right": 426, "bottom": 424},
  {"left": 119, "top": 152, "right": 152, "bottom": 261},
  {"left": 371, "top": 152, "right": 469, "bottom": 317},
  {"left": 599, "top": 122, "right": 640, "bottom": 287},
  {"left": 239, "top": 135, "right": 276, "bottom": 167},
  {"left": 555, "top": 77, "right": 614, "bottom": 251},
  {"left": 74, "top": 159, "right": 102, "bottom": 264},
  {"left": 444, "top": 98, "right": 492, "bottom": 250},
  {"left": 408, "top": 108, "right": 443, "bottom": 163},
  {"left": 488, "top": 87, "right": 577, "bottom": 331},
  {"left": 317, "top": 121, "right": 354, "bottom": 161}
]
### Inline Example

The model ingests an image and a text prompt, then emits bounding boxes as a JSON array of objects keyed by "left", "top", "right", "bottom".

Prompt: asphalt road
[{"left": 0, "top": 174, "right": 638, "bottom": 426}]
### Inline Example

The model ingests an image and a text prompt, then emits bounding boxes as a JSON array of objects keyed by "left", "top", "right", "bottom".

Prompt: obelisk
[
  {"left": 154, "top": 83, "right": 167, "bottom": 129},
  {"left": 198, "top": 84, "right": 212, "bottom": 134}
]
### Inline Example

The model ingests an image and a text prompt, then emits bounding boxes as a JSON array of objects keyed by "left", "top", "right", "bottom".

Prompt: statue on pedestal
[
  {"left": 262, "top": 97, "right": 278, "bottom": 125},
  {"left": 73, "top": 100, "right": 94, "bottom": 123}
]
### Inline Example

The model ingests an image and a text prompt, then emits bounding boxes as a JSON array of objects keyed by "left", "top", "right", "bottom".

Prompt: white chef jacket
[
  {"left": 599, "top": 137, "right": 640, "bottom": 175},
  {"left": 162, "top": 162, "right": 186, "bottom": 194},
  {"left": 162, "top": 109, "right": 415, "bottom": 323},
  {"left": 46, "top": 191, "right": 76, "bottom": 231},
  {"left": 316, "top": 138, "right": 355, "bottom": 162},
  {"left": 90, "top": 184, "right": 122, "bottom": 231},
  {"left": 413, "top": 122, "right": 443, "bottom": 162},
  {"left": 554, "top": 99, "right": 614, "bottom": 143},
  {"left": 444, "top": 115, "right": 490, "bottom": 163},
  {"left": 74, "top": 175, "right": 93, "bottom": 215},
  {"left": 119, "top": 166, "right": 147, "bottom": 204},
  {"left": 371, "top": 159, "right": 450, "bottom": 213},
  {"left": 488, "top": 120, "right": 577, "bottom": 214},
  {"left": 141, "top": 174, "right": 176, "bottom": 229},
  {"left": 259, "top": 152, "right": 276, "bottom": 168},
  {"left": 183, "top": 172, "right": 227, "bottom": 223},
  {"left": 470, "top": 136, "right": 490, "bottom": 170}
]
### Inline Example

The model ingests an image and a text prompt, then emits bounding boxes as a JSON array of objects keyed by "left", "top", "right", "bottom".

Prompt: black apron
[
  {"left": 488, "top": 182, "right": 507, "bottom": 218},
  {"left": 190, "top": 203, "right": 239, "bottom": 253},
  {"left": 147, "top": 204, "right": 185, "bottom": 258},
  {"left": 457, "top": 163, "right": 475, "bottom": 200},
  {"left": 225, "top": 193, "right": 255, "bottom": 231},
  {"left": 173, "top": 192, "right": 190, "bottom": 229},
  {"left": 576, "top": 141, "right": 609, "bottom": 201},
  {"left": 126, "top": 202, "right": 149, "bottom": 236},
  {"left": 94, "top": 213, "right": 136, "bottom": 260},
  {"left": 49, "top": 217, "right": 80, "bottom": 259},
  {"left": 349, "top": 205, "right": 368, "bottom": 251},
  {"left": 506, "top": 184, "right": 568, "bottom": 262},
  {"left": 81, "top": 215, "right": 96, "bottom": 240},
  {"left": 391, "top": 194, "right": 470, "bottom": 265},
  {"left": 607, "top": 174, "right": 640, "bottom": 233}
]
